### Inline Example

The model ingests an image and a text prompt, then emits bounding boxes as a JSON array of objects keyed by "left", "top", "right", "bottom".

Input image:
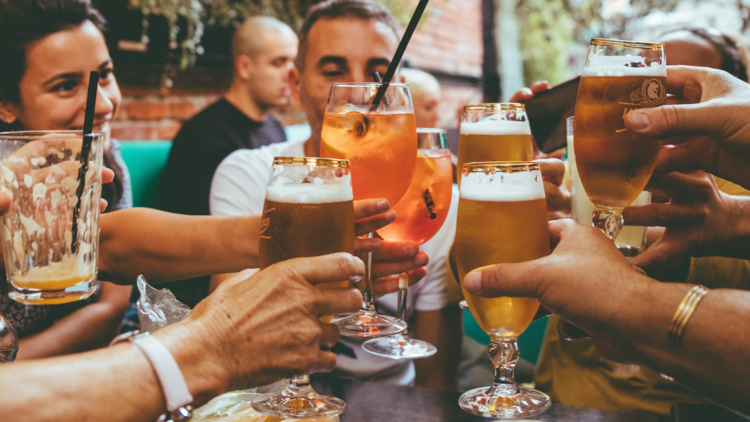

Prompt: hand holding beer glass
[
  {"left": 0, "top": 131, "right": 103, "bottom": 304},
  {"left": 251, "top": 157, "right": 354, "bottom": 418},
  {"left": 574, "top": 39, "right": 666, "bottom": 240},
  {"left": 321, "top": 82, "right": 418, "bottom": 338},
  {"left": 456, "top": 162, "right": 551, "bottom": 418},
  {"left": 363, "top": 129, "right": 452, "bottom": 359}
]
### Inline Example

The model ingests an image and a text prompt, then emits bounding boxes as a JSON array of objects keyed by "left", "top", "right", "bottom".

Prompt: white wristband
[{"left": 131, "top": 333, "right": 194, "bottom": 412}]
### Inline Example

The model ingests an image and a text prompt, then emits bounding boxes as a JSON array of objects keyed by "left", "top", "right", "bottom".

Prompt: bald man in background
[{"left": 161, "top": 16, "right": 298, "bottom": 306}]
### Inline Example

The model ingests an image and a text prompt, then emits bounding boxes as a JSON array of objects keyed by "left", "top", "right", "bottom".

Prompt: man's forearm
[
  {"left": 614, "top": 281, "right": 750, "bottom": 415},
  {"left": 98, "top": 208, "right": 260, "bottom": 284}
]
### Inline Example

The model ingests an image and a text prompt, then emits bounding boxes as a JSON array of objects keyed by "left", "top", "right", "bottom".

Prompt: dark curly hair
[
  {"left": 661, "top": 27, "right": 748, "bottom": 82},
  {"left": 0, "top": 0, "right": 124, "bottom": 210}
]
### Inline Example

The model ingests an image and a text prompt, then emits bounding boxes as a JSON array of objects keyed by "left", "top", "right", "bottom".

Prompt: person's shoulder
[
  {"left": 222, "top": 140, "right": 303, "bottom": 167},
  {"left": 172, "top": 99, "right": 232, "bottom": 138}
]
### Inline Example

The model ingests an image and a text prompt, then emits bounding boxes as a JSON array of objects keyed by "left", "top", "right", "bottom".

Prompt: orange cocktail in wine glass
[{"left": 321, "top": 82, "right": 417, "bottom": 338}]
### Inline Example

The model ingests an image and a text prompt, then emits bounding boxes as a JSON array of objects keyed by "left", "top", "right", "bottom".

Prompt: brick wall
[{"left": 112, "top": 0, "right": 484, "bottom": 141}]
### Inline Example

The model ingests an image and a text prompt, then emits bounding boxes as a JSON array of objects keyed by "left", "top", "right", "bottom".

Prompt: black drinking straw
[
  {"left": 370, "top": 0, "right": 429, "bottom": 110},
  {"left": 71, "top": 71, "right": 99, "bottom": 253}
]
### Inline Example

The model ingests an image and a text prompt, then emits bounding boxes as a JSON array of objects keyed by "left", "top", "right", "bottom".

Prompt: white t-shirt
[{"left": 210, "top": 140, "right": 461, "bottom": 385}]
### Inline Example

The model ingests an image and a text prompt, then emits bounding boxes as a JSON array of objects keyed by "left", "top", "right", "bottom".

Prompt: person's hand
[
  {"left": 462, "top": 219, "right": 654, "bottom": 364},
  {"left": 508, "top": 80, "right": 550, "bottom": 103},
  {"left": 537, "top": 158, "right": 571, "bottom": 220},
  {"left": 624, "top": 66, "right": 750, "bottom": 189},
  {"left": 625, "top": 170, "right": 750, "bottom": 275},
  {"left": 352, "top": 198, "right": 429, "bottom": 297},
  {"left": 174, "top": 253, "right": 364, "bottom": 391}
]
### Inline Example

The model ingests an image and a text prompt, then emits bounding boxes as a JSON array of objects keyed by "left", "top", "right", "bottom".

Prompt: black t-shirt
[
  {"left": 160, "top": 98, "right": 285, "bottom": 307},
  {"left": 162, "top": 98, "right": 286, "bottom": 216}
]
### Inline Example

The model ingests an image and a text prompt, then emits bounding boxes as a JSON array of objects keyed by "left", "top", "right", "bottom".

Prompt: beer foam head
[
  {"left": 460, "top": 168, "right": 545, "bottom": 202},
  {"left": 266, "top": 177, "right": 353, "bottom": 203},
  {"left": 460, "top": 120, "right": 531, "bottom": 136},
  {"left": 583, "top": 55, "right": 666, "bottom": 77}
]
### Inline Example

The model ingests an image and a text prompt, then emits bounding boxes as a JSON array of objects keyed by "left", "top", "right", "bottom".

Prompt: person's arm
[
  {"left": 413, "top": 307, "right": 462, "bottom": 391},
  {"left": 2, "top": 253, "right": 365, "bottom": 422},
  {"left": 97, "top": 208, "right": 261, "bottom": 285},
  {"left": 464, "top": 220, "right": 750, "bottom": 416},
  {"left": 16, "top": 282, "right": 131, "bottom": 360}
]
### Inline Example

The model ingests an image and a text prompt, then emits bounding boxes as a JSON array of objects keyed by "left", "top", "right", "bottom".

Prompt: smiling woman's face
[{"left": 5, "top": 20, "right": 120, "bottom": 142}]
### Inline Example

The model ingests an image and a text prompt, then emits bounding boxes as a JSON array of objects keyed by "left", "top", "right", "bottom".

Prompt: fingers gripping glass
[
  {"left": 251, "top": 157, "right": 353, "bottom": 419},
  {"left": 322, "top": 82, "right": 418, "bottom": 338},
  {"left": 362, "top": 129, "right": 451, "bottom": 359},
  {"left": 573, "top": 39, "right": 666, "bottom": 240},
  {"left": 455, "top": 162, "right": 551, "bottom": 418}
]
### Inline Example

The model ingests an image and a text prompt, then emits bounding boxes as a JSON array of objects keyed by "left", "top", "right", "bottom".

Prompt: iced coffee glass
[{"left": 0, "top": 131, "right": 104, "bottom": 304}]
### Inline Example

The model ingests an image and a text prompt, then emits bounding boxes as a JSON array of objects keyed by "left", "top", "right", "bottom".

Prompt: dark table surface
[{"left": 311, "top": 375, "right": 661, "bottom": 422}]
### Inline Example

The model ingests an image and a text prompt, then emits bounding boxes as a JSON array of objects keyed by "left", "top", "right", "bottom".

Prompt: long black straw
[
  {"left": 71, "top": 71, "right": 99, "bottom": 253},
  {"left": 370, "top": 0, "right": 429, "bottom": 110}
]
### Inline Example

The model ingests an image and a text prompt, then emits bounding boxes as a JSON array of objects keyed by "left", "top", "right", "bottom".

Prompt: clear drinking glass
[
  {"left": 0, "top": 131, "right": 103, "bottom": 304},
  {"left": 362, "top": 129, "right": 452, "bottom": 359},
  {"left": 457, "top": 103, "right": 534, "bottom": 185},
  {"left": 574, "top": 38, "right": 666, "bottom": 240},
  {"left": 321, "top": 82, "right": 417, "bottom": 338},
  {"left": 455, "top": 162, "right": 551, "bottom": 418},
  {"left": 251, "top": 157, "right": 353, "bottom": 418},
  {"left": 567, "top": 117, "right": 651, "bottom": 256}
]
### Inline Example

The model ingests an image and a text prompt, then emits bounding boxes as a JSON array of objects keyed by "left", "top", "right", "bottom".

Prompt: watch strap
[{"left": 131, "top": 333, "right": 194, "bottom": 412}]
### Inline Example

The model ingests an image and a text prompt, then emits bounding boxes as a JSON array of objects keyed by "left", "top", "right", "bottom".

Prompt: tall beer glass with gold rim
[
  {"left": 457, "top": 103, "right": 534, "bottom": 185},
  {"left": 574, "top": 38, "right": 666, "bottom": 240},
  {"left": 322, "top": 82, "right": 417, "bottom": 338},
  {"left": 251, "top": 157, "right": 353, "bottom": 419},
  {"left": 456, "top": 162, "right": 551, "bottom": 418}
]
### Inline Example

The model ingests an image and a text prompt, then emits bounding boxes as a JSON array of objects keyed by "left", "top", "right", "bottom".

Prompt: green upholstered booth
[{"left": 119, "top": 141, "right": 172, "bottom": 210}]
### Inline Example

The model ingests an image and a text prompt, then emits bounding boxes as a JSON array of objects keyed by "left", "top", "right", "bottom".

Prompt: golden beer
[
  {"left": 259, "top": 157, "right": 354, "bottom": 323},
  {"left": 455, "top": 162, "right": 549, "bottom": 338},
  {"left": 574, "top": 39, "right": 666, "bottom": 210},
  {"left": 458, "top": 104, "right": 534, "bottom": 185}
]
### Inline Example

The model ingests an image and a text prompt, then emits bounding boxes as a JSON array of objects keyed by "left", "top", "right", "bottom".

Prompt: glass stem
[
  {"left": 282, "top": 375, "right": 317, "bottom": 399},
  {"left": 592, "top": 208, "right": 624, "bottom": 240},
  {"left": 361, "top": 232, "right": 375, "bottom": 312},
  {"left": 396, "top": 274, "right": 409, "bottom": 337},
  {"left": 486, "top": 337, "right": 521, "bottom": 396}
]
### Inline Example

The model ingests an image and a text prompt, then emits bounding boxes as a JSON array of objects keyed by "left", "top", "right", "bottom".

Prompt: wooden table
[{"left": 311, "top": 375, "right": 661, "bottom": 422}]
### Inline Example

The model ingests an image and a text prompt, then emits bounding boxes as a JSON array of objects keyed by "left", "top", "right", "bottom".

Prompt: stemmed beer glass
[
  {"left": 321, "top": 82, "right": 418, "bottom": 338},
  {"left": 251, "top": 157, "right": 353, "bottom": 418},
  {"left": 574, "top": 39, "right": 666, "bottom": 240},
  {"left": 456, "top": 162, "right": 551, "bottom": 418},
  {"left": 362, "top": 129, "right": 452, "bottom": 359}
]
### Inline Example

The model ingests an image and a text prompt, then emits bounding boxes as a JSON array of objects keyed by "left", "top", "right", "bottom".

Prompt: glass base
[
  {"left": 458, "top": 385, "right": 551, "bottom": 419},
  {"left": 618, "top": 245, "right": 643, "bottom": 258},
  {"left": 251, "top": 382, "right": 345, "bottom": 418},
  {"left": 362, "top": 334, "right": 437, "bottom": 359},
  {"left": 7, "top": 279, "right": 98, "bottom": 305},
  {"left": 331, "top": 310, "right": 406, "bottom": 338}
]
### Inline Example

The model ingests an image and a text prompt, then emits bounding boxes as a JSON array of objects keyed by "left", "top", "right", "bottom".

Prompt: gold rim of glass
[
  {"left": 0, "top": 130, "right": 103, "bottom": 140},
  {"left": 463, "top": 103, "right": 526, "bottom": 112},
  {"left": 590, "top": 38, "right": 664, "bottom": 50},
  {"left": 273, "top": 156, "right": 350, "bottom": 169},
  {"left": 462, "top": 161, "right": 539, "bottom": 176}
]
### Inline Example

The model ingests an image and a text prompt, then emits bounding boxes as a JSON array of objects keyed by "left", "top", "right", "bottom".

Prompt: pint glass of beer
[
  {"left": 574, "top": 39, "right": 666, "bottom": 240},
  {"left": 0, "top": 131, "right": 103, "bottom": 304},
  {"left": 457, "top": 103, "right": 534, "bottom": 185},
  {"left": 362, "top": 128, "right": 452, "bottom": 359},
  {"left": 456, "top": 162, "right": 551, "bottom": 418},
  {"left": 322, "top": 82, "right": 417, "bottom": 338},
  {"left": 252, "top": 157, "right": 353, "bottom": 419}
]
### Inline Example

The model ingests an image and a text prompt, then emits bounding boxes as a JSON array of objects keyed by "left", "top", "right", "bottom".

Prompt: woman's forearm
[
  {"left": 616, "top": 282, "right": 750, "bottom": 414},
  {"left": 16, "top": 283, "right": 131, "bottom": 360},
  {"left": 98, "top": 208, "right": 260, "bottom": 285},
  {"left": 3, "top": 322, "right": 227, "bottom": 422}
]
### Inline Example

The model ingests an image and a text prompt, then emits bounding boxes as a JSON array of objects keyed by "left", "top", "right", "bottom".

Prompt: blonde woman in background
[{"left": 401, "top": 68, "right": 442, "bottom": 128}]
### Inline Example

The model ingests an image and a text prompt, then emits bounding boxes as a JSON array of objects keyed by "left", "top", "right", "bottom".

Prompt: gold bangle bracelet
[{"left": 668, "top": 285, "right": 709, "bottom": 346}]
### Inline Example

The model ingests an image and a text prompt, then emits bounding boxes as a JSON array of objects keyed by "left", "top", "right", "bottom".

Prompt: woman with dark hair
[
  {"left": 658, "top": 27, "right": 748, "bottom": 82},
  {"left": 0, "top": 0, "right": 132, "bottom": 359}
]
